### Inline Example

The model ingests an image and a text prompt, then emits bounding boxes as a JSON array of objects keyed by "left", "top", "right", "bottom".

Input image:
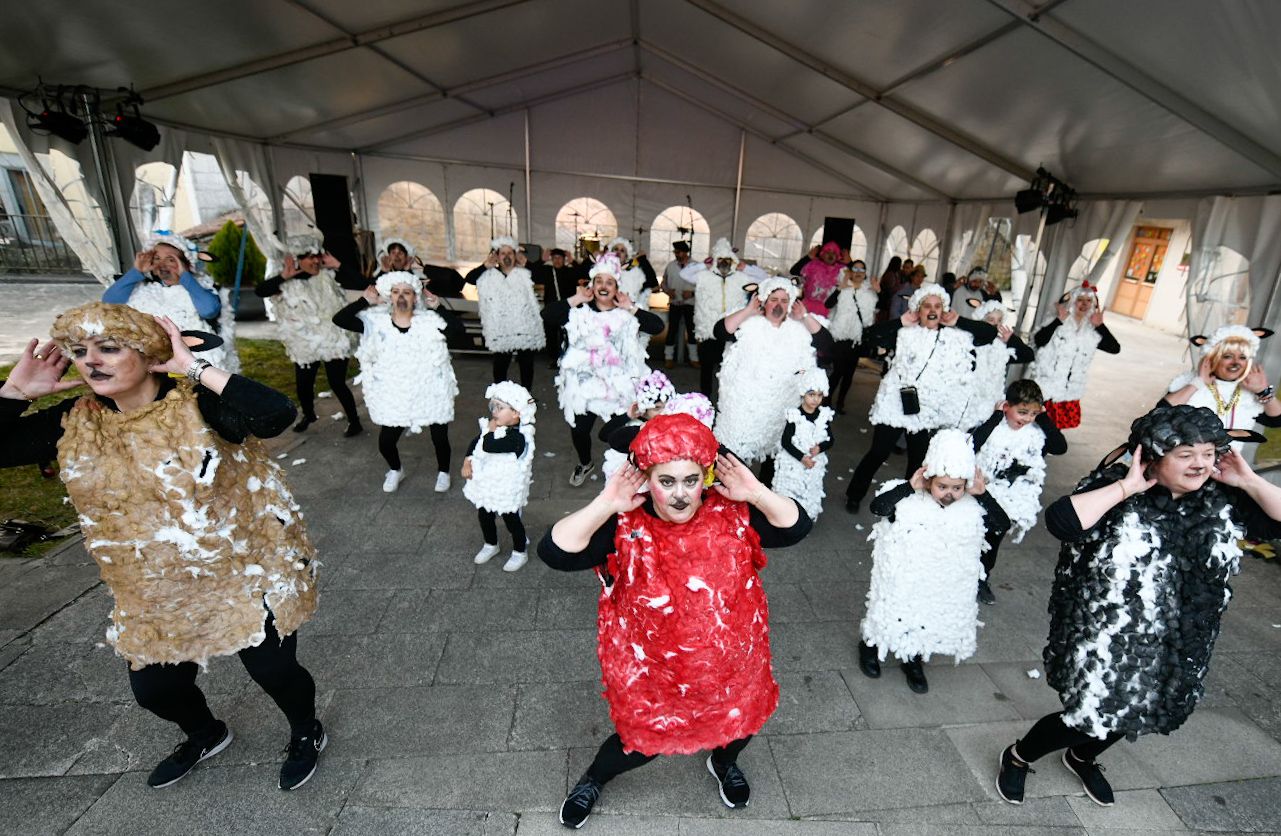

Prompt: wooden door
[{"left": 1111, "top": 226, "right": 1171, "bottom": 318}]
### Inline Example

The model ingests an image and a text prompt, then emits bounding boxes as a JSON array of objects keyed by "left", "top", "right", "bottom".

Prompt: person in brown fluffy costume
[{"left": 0, "top": 302, "right": 326, "bottom": 792}]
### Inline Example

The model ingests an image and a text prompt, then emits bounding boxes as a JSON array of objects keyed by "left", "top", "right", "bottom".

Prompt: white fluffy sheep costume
[
  {"left": 1044, "top": 406, "right": 1248, "bottom": 739},
  {"left": 607, "top": 236, "right": 652, "bottom": 311},
  {"left": 475, "top": 236, "right": 546, "bottom": 353},
  {"left": 827, "top": 281, "right": 878, "bottom": 344},
  {"left": 975, "top": 415, "right": 1048, "bottom": 543},
  {"left": 273, "top": 278, "right": 355, "bottom": 367},
  {"left": 772, "top": 367, "right": 833, "bottom": 521},
  {"left": 958, "top": 301, "right": 1016, "bottom": 431},
  {"left": 463, "top": 381, "right": 537, "bottom": 514},
  {"left": 1167, "top": 325, "right": 1273, "bottom": 445},
  {"left": 861, "top": 429, "right": 988, "bottom": 663},
  {"left": 868, "top": 284, "right": 978, "bottom": 433},
  {"left": 554, "top": 255, "right": 649, "bottom": 424},
  {"left": 50, "top": 303, "right": 316, "bottom": 670},
  {"left": 715, "top": 276, "right": 821, "bottom": 463},
  {"left": 353, "top": 272, "right": 458, "bottom": 431},
  {"left": 692, "top": 238, "right": 750, "bottom": 341},
  {"left": 1028, "top": 283, "right": 1103, "bottom": 404}
]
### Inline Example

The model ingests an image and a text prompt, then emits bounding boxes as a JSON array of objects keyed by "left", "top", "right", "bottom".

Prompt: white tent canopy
[{"left": 2, "top": 0, "right": 1280, "bottom": 346}]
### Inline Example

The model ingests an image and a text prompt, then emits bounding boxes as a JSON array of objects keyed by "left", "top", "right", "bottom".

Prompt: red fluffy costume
[{"left": 598, "top": 414, "right": 779, "bottom": 755}]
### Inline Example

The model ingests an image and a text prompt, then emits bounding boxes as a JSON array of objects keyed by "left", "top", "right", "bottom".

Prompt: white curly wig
[
  {"left": 486, "top": 381, "right": 537, "bottom": 424},
  {"left": 758, "top": 276, "right": 800, "bottom": 305},
  {"left": 922, "top": 428, "right": 975, "bottom": 484},
  {"left": 374, "top": 270, "right": 420, "bottom": 299},
  {"left": 796, "top": 366, "right": 829, "bottom": 397},
  {"left": 606, "top": 236, "right": 635, "bottom": 259},
  {"left": 490, "top": 235, "right": 518, "bottom": 252},
  {"left": 908, "top": 283, "right": 950, "bottom": 313}
]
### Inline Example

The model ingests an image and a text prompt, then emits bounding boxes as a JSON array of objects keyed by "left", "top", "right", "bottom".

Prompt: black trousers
[
  {"left": 696, "top": 339, "right": 725, "bottom": 397},
  {"left": 295, "top": 358, "right": 358, "bottom": 424},
  {"left": 586, "top": 732, "right": 753, "bottom": 784},
  {"left": 982, "top": 525, "right": 1005, "bottom": 577},
  {"left": 1016, "top": 712, "right": 1125, "bottom": 763},
  {"left": 544, "top": 322, "right": 566, "bottom": 362},
  {"left": 128, "top": 615, "right": 315, "bottom": 737},
  {"left": 829, "top": 340, "right": 860, "bottom": 409},
  {"left": 479, "top": 508, "right": 527, "bottom": 550},
  {"left": 664, "top": 305, "right": 696, "bottom": 350},
  {"left": 493, "top": 350, "right": 535, "bottom": 389},
  {"left": 378, "top": 424, "right": 452, "bottom": 472},
  {"left": 571, "top": 413, "right": 597, "bottom": 466},
  {"left": 846, "top": 423, "right": 932, "bottom": 502}
]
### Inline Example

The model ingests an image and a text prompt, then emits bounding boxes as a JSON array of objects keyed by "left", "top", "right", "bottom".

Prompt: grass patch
[
  {"left": 0, "top": 338, "right": 320, "bottom": 556},
  {"left": 1258, "top": 427, "right": 1281, "bottom": 466}
]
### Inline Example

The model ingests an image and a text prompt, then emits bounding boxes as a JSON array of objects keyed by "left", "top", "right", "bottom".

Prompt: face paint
[
  {"left": 927, "top": 475, "right": 967, "bottom": 507},
  {"left": 647, "top": 460, "right": 705, "bottom": 523}
]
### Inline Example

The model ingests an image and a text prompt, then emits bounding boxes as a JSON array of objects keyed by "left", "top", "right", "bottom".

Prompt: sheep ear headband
[
  {"left": 743, "top": 275, "right": 802, "bottom": 304},
  {"left": 796, "top": 366, "right": 829, "bottom": 397},
  {"left": 485, "top": 381, "right": 537, "bottom": 424},
  {"left": 1059, "top": 280, "right": 1099, "bottom": 307},
  {"left": 374, "top": 271, "right": 420, "bottom": 300},
  {"left": 1189, "top": 325, "right": 1272, "bottom": 355}
]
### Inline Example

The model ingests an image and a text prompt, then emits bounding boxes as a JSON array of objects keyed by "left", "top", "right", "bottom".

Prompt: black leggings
[
  {"left": 295, "top": 358, "right": 359, "bottom": 424},
  {"left": 586, "top": 732, "right": 753, "bottom": 784},
  {"left": 983, "top": 525, "right": 1005, "bottom": 577},
  {"left": 571, "top": 413, "right": 597, "bottom": 466},
  {"left": 128, "top": 615, "right": 315, "bottom": 737},
  {"left": 479, "top": 508, "right": 527, "bottom": 550},
  {"left": 828, "top": 340, "right": 859, "bottom": 408},
  {"left": 846, "top": 423, "right": 931, "bottom": 502},
  {"left": 493, "top": 350, "right": 535, "bottom": 389},
  {"left": 378, "top": 424, "right": 452, "bottom": 472},
  {"left": 696, "top": 339, "right": 724, "bottom": 397},
  {"left": 1015, "top": 712, "right": 1125, "bottom": 763}
]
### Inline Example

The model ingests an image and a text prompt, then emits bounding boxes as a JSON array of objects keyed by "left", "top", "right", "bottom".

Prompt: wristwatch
[
  {"left": 185, "top": 358, "right": 213, "bottom": 383},
  {"left": 1257, "top": 385, "right": 1275, "bottom": 403}
]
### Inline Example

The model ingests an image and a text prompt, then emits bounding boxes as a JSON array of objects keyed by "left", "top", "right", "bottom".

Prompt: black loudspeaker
[
  {"left": 821, "top": 216, "right": 856, "bottom": 252},
  {"left": 309, "top": 173, "right": 360, "bottom": 270}
]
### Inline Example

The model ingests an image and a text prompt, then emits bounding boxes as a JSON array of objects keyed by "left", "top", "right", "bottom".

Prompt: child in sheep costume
[
  {"left": 463, "top": 382, "right": 537, "bottom": 573},
  {"left": 845, "top": 283, "right": 997, "bottom": 511},
  {"left": 1028, "top": 281, "right": 1121, "bottom": 430},
  {"left": 1163, "top": 324, "right": 1281, "bottom": 445},
  {"left": 996, "top": 405, "right": 1281, "bottom": 808},
  {"left": 470, "top": 235, "right": 546, "bottom": 388},
  {"left": 606, "top": 236, "right": 658, "bottom": 311},
  {"left": 599, "top": 370, "right": 677, "bottom": 482},
  {"left": 714, "top": 276, "right": 831, "bottom": 466},
  {"left": 332, "top": 271, "right": 462, "bottom": 493},
  {"left": 958, "top": 299, "right": 1035, "bottom": 432},
  {"left": 859, "top": 429, "right": 1009, "bottom": 694},
  {"left": 970, "top": 379, "right": 1067, "bottom": 604},
  {"left": 772, "top": 367, "right": 834, "bottom": 521},
  {"left": 0, "top": 302, "right": 325, "bottom": 790}
]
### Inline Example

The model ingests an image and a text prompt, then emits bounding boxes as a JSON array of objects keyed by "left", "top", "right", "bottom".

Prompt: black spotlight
[
  {"left": 108, "top": 113, "right": 160, "bottom": 150},
  {"left": 1045, "top": 203, "right": 1078, "bottom": 226},
  {"left": 1014, "top": 188, "right": 1044, "bottom": 214},
  {"left": 27, "top": 95, "right": 87, "bottom": 144}
]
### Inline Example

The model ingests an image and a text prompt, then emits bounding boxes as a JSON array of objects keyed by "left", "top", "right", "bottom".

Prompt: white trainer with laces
[
  {"left": 382, "top": 470, "right": 404, "bottom": 493},
  {"left": 474, "top": 543, "right": 501, "bottom": 565},
  {"left": 502, "top": 551, "right": 528, "bottom": 572},
  {"left": 434, "top": 471, "right": 451, "bottom": 492}
]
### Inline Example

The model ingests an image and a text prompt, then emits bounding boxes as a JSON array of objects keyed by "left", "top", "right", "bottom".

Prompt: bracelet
[
  {"left": 1118, "top": 481, "right": 1130, "bottom": 501},
  {"left": 1257, "top": 386, "right": 1275, "bottom": 403},
  {"left": 185, "top": 359, "right": 213, "bottom": 383}
]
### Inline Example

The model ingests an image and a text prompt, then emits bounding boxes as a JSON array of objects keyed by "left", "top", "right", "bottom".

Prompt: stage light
[
  {"left": 1014, "top": 188, "right": 1043, "bottom": 214},
  {"left": 108, "top": 113, "right": 160, "bottom": 150},
  {"left": 1045, "top": 203, "right": 1078, "bottom": 226},
  {"left": 27, "top": 103, "right": 87, "bottom": 144}
]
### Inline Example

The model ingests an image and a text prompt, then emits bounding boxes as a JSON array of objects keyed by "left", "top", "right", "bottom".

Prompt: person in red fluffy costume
[{"left": 539, "top": 413, "right": 812, "bottom": 828}]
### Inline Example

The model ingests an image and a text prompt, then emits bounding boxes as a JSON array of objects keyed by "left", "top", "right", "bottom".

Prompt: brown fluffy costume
[{"left": 53, "top": 304, "right": 317, "bottom": 669}]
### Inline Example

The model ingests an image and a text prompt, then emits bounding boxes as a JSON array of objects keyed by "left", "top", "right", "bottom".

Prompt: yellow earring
[{"left": 703, "top": 465, "right": 716, "bottom": 488}]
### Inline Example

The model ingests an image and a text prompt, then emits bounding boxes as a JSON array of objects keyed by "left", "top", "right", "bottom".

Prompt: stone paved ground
[{"left": 2, "top": 313, "right": 1281, "bottom": 835}]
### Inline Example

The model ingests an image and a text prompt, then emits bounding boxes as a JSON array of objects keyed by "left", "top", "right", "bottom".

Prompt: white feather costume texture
[
  {"left": 828, "top": 285, "right": 878, "bottom": 343},
  {"left": 475, "top": 267, "right": 546, "bottom": 353},
  {"left": 868, "top": 325, "right": 977, "bottom": 432},
  {"left": 617, "top": 264, "right": 652, "bottom": 311},
  {"left": 353, "top": 307, "right": 457, "bottom": 430},
  {"left": 463, "top": 417, "right": 536, "bottom": 514},
  {"left": 715, "top": 317, "right": 818, "bottom": 463},
  {"left": 959, "top": 340, "right": 1016, "bottom": 430},
  {"left": 772, "top": 406, "right": 833, "bottom": 521},
  {"left": 861, "top": 482, "right": 988, "bottom": 663},
  {"left": 1029, "top": 319, "right": 1102, "bottom": 402},
  {"left": 976, "top": 419, "right": 1047, "bottom": 542},
  {"left": 272, "top": 271, "right": 355, "bottom": 365},
  {"left": 692, "top": 268, "right": 749, "bottom": 341},
  {"left": 124, "top": 280, "right": 236, "bottom": 371},
  {"left": 555, "top": 305, "right": 647, "bottom": 424}
]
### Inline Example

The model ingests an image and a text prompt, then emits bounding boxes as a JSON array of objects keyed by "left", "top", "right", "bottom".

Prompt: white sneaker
[
  {"left": 473, "top": 543, "right": 501, "bottom": 565},
  {"left": 382, "top": 470, "right": 404, "bottom": 493},
  {"left": 434, "top": 472, "right": 451, "bottom": 493},
  {"left": 503, "top": 551, "right": 528, "bottom": 572}
]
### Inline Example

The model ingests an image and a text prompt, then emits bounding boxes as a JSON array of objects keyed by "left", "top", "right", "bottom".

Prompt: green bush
[{"left": 205, "top": 220, "right": 266, "bottom": 288}]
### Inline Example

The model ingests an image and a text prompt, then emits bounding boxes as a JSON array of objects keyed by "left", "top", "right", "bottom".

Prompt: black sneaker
[
  {"left": 292, "top": 415, "right": 317, "bottom": 433},
  {"left": 858, "top": 641, "right": 881, "bottom": 679},
  {"left": 901, "top": 657, "right": 929, "bottom": 694},
  {"left": 706, "top": 755, "right": 750, "bottom": 808},
  {"left": 569, "top": 462, "right": 595, "bottom": 487},
  {"left": 147, "top": 722, "right": 233, "bottom": 788},
  {"left": 845, "top": 497, "right": 860, "bottom": 515},
  {"left": 559, "top": 774, "right": 603, "bottom": 829},
  {"left": 996, "top": 744, "right": 1034, "bottom": 804},
  {"left": 977, "top": 580, "right": 997, "bottom": 605},
  {"left": 1062, "top": 749, "right": 1114, "bottom": 806},
  {"left": 279, "top": 720, "right": 327, "bottom": 791},
  {"left": 343, "top": 421, "right": 364, "bottom": 438}
]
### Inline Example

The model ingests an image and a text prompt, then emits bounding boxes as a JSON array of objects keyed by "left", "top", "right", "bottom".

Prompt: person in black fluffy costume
[{"left": 995, "top": 404, "right": 1281, "bottom": 808}]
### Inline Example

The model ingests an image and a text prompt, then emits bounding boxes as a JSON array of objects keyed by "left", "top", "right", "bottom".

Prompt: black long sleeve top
[
  {"left": 712, "top": 317, "right": 837, "bottom": 355},
  {"left": 1044, "top": 483, "right": 1281, "bottom": 543},
  {"left": 1005, "top": 334, "right": 1036, "bottom": 364},
  {"left": 331, "top": 298, "right": 465, "bottom": 340},
  {"left": 970, "top": 409, "right": 1068, "bottom": 456},
  {"left": 532, "top": 263, "right": 583, "bottom": 304},
  {"left": 464, "top": 426, "right": 528, "bottom": 458},
  {"left": 537, "top": 495, "right": 812, "bottom": 573},
  {"left": 780, "top": 409, "right": 835, "bottom": 460},
  {"left": 1033, "top": 318, "right": 1121, "bottom": 353},
  {"left": 870, "top": 481, "right": 1011, "bottom": 532},
  {"left": 541, "top": 299, "right": 665, "bottom": 334},
  {"left": 0, "top": 375, "right": 296, "bottom": 468}
]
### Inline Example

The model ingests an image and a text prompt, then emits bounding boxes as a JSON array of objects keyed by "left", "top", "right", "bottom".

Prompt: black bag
[
  {"left": 0, "top": 519, "right": 52, "bottom": 553},
  {"left": 899, "top": 386, "right": 920, "bottom": 415}
]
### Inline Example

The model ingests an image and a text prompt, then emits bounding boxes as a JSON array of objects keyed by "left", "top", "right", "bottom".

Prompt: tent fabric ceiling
[{"left": 3, "top": 0, "right": 1278, "bottom": 202}]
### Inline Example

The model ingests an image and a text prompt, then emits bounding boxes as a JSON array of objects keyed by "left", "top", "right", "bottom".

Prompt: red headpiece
[
  {"left": 630, "top": 414, "right": 719, "bottom": 471},
  {"left": 819, "top": 241, "right": 842, "bottom": 258}
]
